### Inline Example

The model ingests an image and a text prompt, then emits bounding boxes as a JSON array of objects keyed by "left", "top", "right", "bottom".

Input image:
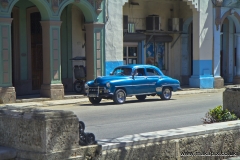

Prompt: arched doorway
[
  {"left": 60, "top": 4, "right": 87, "bottom": 92},
  {"left": 29, "top": 11, "right": 43, "bottom": 91},
  {"left": 10, "top": 0, "right": 48, "bottom": 95},
  {"left": 221, "top": 17, "right": 236, "bottom": 84}
]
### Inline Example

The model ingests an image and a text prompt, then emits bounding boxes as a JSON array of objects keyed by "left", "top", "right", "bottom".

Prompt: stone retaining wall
[
  {"left": 223, "top": 87, "right": 240, "bottom": 117},
  {"left": 0, "top": 107, "right": 101, "bottom": 160},
  {"left": 0, "top": 106, "right": 240, "bottom": 160},
  {"left": 98, "top": 121, "right": 240, "bottom": 160}
]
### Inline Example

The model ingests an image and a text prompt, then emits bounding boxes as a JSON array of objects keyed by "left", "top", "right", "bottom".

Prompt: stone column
[
  {"left": 40, "top": 21, "right": 64, "bottom": 99},
  {"left": 85, "top": 23, "right": 104, "bottom": 81},
  {"left": 189, "top": 2, "right": 214, "bottom": 88},
  {"left": 181, "top": 34, "right": 189, "bottom": 85},
  {"left": 0, "top": 18, "right": 16, "bottom": 103},
  {"left": 213, "top": 16, "right": 224, "bottom": 88},
  {"left": 233, "top": 33, "right": 240, "bottom": 84}
]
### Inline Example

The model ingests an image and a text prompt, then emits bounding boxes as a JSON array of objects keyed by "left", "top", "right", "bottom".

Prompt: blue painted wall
[{"left": 105, "top": 61, "right": 124, "bottom": 75}]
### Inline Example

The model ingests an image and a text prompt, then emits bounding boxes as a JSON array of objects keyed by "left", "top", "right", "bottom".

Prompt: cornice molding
[
  {"left": 88, "top": 0, "right": 103, "bottom": 15},
  {"left": 1, "top": 0, "right": 9, "bottom": 8}
]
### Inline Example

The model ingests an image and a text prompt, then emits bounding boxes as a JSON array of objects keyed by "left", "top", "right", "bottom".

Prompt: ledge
[{"left": 98, "top": 120, "right": 240, "bottom": 150}]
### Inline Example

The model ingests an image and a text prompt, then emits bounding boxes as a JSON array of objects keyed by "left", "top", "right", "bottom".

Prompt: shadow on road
[{"left": 79, "top": 98, "right": 177, "bottom": 106}]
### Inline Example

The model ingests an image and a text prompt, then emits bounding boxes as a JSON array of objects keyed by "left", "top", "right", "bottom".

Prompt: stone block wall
[
  {"left": 223, "top": 87, "right": 240, "bottom": 117},
  {"left": 0, "top": 107, "right": 101, "bottom": 160},
  {"left": 99, "top": 121, "right": 240, "bottom": 160},
  {"left": 1, "top": 106, "right": 240, "bottom": 160}
]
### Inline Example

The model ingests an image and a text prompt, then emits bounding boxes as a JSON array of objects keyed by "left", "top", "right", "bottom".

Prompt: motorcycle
[{"left": 70, "top": 56, "right": 86, "bottom": 93}]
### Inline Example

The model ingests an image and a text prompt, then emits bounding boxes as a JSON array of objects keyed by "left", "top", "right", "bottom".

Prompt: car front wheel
[
  {"left": 159, "top": 87, "right": 172, "bottom": 100},
  {"left": 113, "top": 89, "right": 126, "bottom": 104},
  {"left": 89, "top": 97, "right": 102, "bottom": 104},
  {"left": 136, "top": 95, "right": 146, "bottom": 101}
]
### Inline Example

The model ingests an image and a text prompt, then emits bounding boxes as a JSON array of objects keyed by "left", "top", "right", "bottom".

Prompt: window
[
  {"left": 123, "top": 45, "right": 138, "bottom": 65},
  {"left": 112, "top": 67, "right": 132, "bottom": 76},
  {"left": 146, "top": 68, "right": 160, "bottom": 76},
  {"left": 136, "top": 68, "right": 145, "bottom": 76}
]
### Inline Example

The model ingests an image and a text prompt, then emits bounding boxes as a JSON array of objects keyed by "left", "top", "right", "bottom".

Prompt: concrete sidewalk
[{"left": 0, "top": 86, "right": 227, "bottom": 108}]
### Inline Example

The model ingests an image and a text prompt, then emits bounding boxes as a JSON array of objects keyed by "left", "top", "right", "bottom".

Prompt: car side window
[
  {"left": 136, "top": 68, "right": 145, "bottom": 76},
  {"left": 112, "top": 68, "right": 132, "bottom": 76},
  {"left": 146, "top": 68, "right": 160, "bottom": 76}
]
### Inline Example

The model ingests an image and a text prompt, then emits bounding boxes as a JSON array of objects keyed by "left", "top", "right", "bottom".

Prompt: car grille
[{"left": 88, "top": 87, "right": 105, "bottom": 94}]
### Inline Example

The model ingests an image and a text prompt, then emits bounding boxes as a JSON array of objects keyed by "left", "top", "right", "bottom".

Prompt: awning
[
  {"left": 146, "top": 35, "right": 173, "bottom": 42},
  {"left": 124, "top": 33, "right": 173, "bottom": 43},
  {"left": 70, "top": 56, "right": 86, "bottom": 60},
  {"left": 123, "top": 33, "right": 146, "bottom": 42}
]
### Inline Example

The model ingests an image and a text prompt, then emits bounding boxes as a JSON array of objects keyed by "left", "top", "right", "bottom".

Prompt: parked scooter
[
  {"left": 73, "top": 65, "right": 86, "bottom": 93},
  {"left": 70, "top": 56, "right": 86, "bottom": 93}
]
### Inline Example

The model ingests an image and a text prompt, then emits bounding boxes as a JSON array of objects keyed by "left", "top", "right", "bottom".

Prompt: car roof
[{"left": 115, "top": 64, "right": 158, "bottom": 69}]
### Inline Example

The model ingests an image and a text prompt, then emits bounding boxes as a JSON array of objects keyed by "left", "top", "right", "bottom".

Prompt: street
[{"left": 40, "top": 91, "right": 223, "bottom": 140}]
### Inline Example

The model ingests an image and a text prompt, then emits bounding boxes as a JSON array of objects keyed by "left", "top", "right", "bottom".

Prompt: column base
[
  {"left": 214, "top": 77, "right": 224, "bottom": 88},
  {"left": 189, "top": 76, "right": 214, "bottom": 89},
  {"left": 0, "top": 87, "right": 16, "bottom": 104},
  {"left": 233, "top": 76, "right": 240, "bottom": 84},
  {"left": 41, "top": 84, "right": 64, "bottom": 100}
]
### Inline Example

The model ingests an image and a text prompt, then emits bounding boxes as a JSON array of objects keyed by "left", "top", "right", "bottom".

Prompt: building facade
[
  {"left": 105, "top": 0, "right": 216, "bottom": 88},
  {"left": 105, "top": 0, "right": 240, "bottom": 89},
  {"left": 213, "top": 0, "right": 240, "bottom": 85},
  {"left": 0, "top": 0, "right": 105, "bottom": 103},
  {"left": 1, "top": 0, "right": 240, "bottom": 103}
]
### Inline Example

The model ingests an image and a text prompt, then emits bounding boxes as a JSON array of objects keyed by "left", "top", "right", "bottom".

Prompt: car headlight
[
  {"left": 106, "top": 82, "right": 110, "bottom": 88},
  {"left": 85, "top": 83, "right": 89, "bottom": 89}
]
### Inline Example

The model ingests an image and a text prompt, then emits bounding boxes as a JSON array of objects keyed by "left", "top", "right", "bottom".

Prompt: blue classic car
[{"left": 85, "top": 64, "right": 181, "bottom": 104}]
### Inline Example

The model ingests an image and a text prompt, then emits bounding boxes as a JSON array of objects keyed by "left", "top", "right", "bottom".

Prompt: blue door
[
  {"left": 146, "top": 68, "right": 161, "bottom": 93},
  {"left": 132, "top": 68, "right": 149, "bottom": 94}
]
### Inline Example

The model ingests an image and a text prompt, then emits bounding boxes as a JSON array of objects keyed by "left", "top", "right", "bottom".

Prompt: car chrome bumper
[{"left": 86, "top": 87, "right": 113, "bottom": 98}]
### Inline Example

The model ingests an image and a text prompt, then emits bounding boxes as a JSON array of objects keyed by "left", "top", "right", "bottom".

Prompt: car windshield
[{"left": 112, "top": 67, "right": 132, "bottom": 76}]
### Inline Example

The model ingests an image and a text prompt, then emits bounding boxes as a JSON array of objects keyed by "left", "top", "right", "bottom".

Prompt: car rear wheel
[
  {"left": 159, "top": 87, "right": 172, "bottom": 100},
  {"left": 113, "top": 89, "right": 126, "bottom": 104},
  {"left": 89, "top": 97, "right": 102, "bottom": 104},
  {"left": 136, "top": 95, "right": 146, "bottom": 101}
]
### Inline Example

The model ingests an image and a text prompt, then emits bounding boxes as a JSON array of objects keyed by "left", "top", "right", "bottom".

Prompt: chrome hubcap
[
  {"left": 163, "top": 88, "right": 171, "bottom": 99},
  {"left": 117, "top": 91, "right": 125, "bottom": 103}
]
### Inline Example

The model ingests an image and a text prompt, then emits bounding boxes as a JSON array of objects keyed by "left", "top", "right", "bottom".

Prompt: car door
[
  {"left": 132, "top": 68, "right": 149, "bottom": 94},
  {"left": 146, "top": 67, "right": 161, "bottom": 93}
]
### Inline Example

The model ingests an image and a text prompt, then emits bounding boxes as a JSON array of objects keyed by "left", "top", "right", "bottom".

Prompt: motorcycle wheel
[{"left": 74, "top": 80, "right": 84, "bottom": 93}]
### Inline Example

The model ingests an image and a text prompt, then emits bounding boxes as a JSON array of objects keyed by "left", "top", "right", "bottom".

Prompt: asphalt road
[{"left": 41, "top": 91, "right": 223, "bottom": 140}]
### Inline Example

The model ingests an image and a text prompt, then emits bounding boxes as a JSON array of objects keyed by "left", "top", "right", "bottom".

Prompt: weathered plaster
[
  {"left": 72, "top": 5, "right": 86, "bottom": 69},
  {"left": 189, "top": 0, "right": 214, "bottom": 88}
]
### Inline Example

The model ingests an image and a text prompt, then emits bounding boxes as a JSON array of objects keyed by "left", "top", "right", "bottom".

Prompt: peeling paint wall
[{"left": 104, "top": 0, "right": 128, "bottom": 74}]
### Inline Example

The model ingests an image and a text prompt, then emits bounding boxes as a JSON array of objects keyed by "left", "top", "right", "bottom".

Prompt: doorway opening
[{"left": 30, "top": 12, "right": 43, "bottom": 90}]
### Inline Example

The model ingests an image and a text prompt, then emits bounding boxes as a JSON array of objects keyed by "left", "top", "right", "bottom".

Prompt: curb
[{"left": 0, "top": 88, "right": 225, "bottom": 108}]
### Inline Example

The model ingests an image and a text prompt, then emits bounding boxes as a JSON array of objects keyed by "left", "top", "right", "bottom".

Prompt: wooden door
[{"left": 31, "top": 12, "right": 43, "bottom": 90}]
